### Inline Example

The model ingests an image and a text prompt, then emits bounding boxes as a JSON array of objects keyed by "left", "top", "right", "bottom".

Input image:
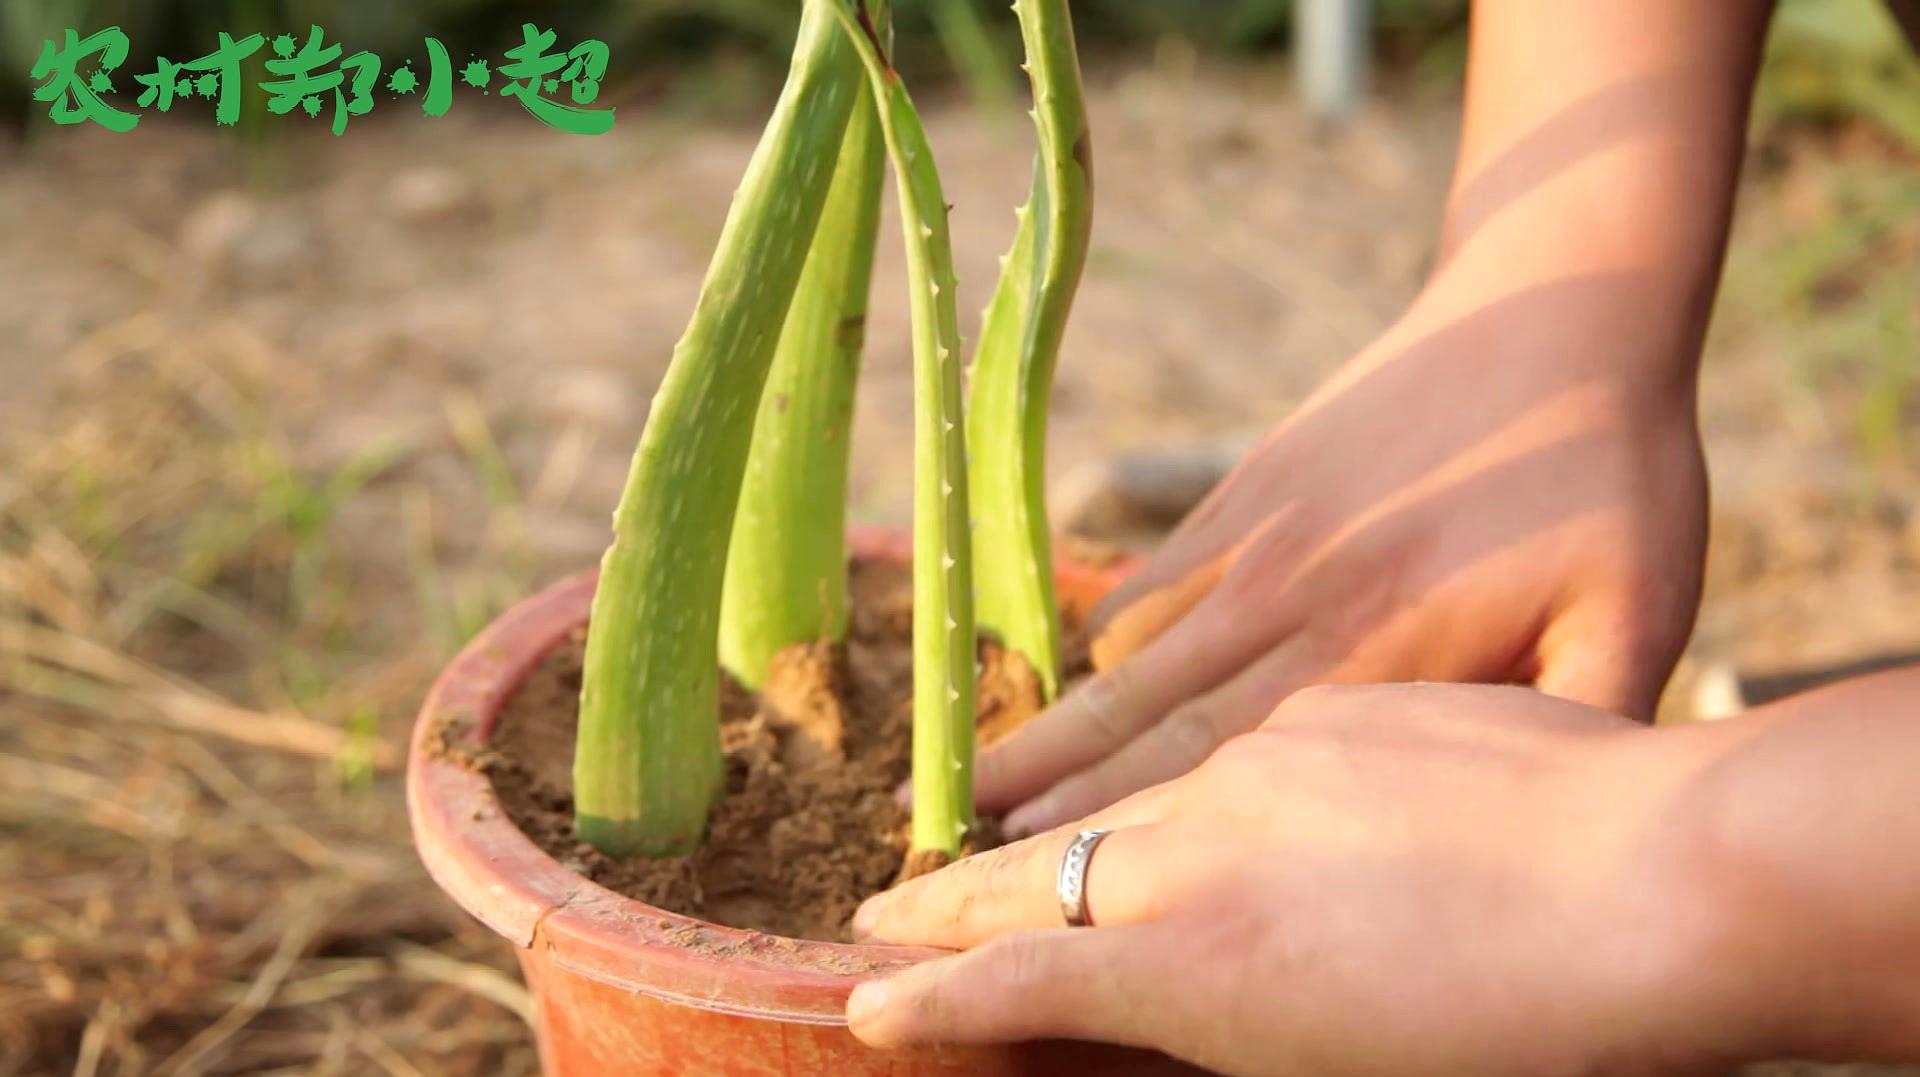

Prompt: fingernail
[
  {"left": 1003, "top": 797, "right": 1052, "bottom": 839},
  {"left": 851, "top": 895, "right": 886, "bottom": 939},
  {"left": 847, "top": 980, "right": 891, "bottom": 1027}
]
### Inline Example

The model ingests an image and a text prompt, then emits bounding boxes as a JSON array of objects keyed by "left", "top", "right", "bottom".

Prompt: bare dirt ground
[{"left": 2, "top": 62, "right": 1916, "bottom": 1074}]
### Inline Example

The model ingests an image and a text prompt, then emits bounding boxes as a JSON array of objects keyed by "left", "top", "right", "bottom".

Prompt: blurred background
[{"left": 2, "top": 1, "right": 1917, "bottom": 1073}]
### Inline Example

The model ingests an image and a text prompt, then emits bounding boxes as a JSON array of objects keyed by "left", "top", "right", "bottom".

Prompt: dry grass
[{"left": 0, "top": 314, "right": 540, "bottom": 1073}]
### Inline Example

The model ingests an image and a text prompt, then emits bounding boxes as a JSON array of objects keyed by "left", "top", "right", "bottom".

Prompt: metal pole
[{"left": 1297, "top": 0, "right": 1370, "bottom": 120}]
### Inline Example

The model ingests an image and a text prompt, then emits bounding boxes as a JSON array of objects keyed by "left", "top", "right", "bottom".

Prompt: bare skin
[
  {"left": 976, "top": 0, "right": 1778, "bottom": 838},
  {"left": 848, "top": 675, "right": 1920, "bottom": 1074}
]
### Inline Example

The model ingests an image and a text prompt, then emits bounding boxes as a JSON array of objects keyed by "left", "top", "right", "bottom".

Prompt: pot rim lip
[{"left": 406, "top": 526, "right": 1128, "bottom": 1026}]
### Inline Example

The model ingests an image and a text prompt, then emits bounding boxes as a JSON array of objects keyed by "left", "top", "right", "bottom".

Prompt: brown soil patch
[{"left": 475, "top": 559, "right": 1085, "bottom": 942}]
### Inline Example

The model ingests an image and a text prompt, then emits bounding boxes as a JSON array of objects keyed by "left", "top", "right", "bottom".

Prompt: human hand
[
  {"left": 980, "top": 272, "right": 1710, "bottom": 835},
  {"left": 852, "top": 684, "right": 1745, "bottom": 1074},
  {"left": 972, "top": 0, "right": 1791, "bottom": 835}
]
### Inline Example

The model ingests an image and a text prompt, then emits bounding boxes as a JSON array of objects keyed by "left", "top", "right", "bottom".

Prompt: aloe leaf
[
  {"left": 827, "top": 0, "right": 976, "bottom": 856},
  {"left": 574, "top": 1, "right": 864, "bottom": 859},
  {"left": 719, "top": 72, "right": 885, "bottom": 688},
  {"left": 966, "top": 0, "right": 1093, "bottom": 700}
]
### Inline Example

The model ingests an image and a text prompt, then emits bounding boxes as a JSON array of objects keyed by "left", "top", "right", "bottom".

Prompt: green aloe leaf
[
  {"left": 966, "top": 0, "right": 1092, "bottom": 700},
  {"left": 574, "top": 0, "right": 864, "bottom": 859},
  {"left": 826, "top": 0, "right": 976, "bottom": 856},
  {"left": 719, "top": 65, "right": 885, "bottom": 688}
]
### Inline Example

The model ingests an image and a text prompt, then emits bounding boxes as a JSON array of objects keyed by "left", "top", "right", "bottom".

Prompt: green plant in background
[
  {"left": 966, "top": 0, "right": 1091, "bottom": 699},
  {"left": 1717, "top": 144, "right": 1920, "bottom": 478},
  {"left": 1759, "top": 0, "right": 1920, "bottom": 153},
  {"left": 573, "top": 0, "right": 865, "bottom": 858},
  {"left": 928, "top": 0, "right": 1013, "bottom": 113}
]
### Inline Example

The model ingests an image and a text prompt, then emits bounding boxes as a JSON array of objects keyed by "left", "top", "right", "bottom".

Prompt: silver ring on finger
[{"left": 1057, "top": 828, "right": 1114, "bottom": 928}]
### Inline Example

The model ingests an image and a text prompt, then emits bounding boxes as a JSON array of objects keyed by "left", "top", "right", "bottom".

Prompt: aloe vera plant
[
  {"left": 826, "top": 0, "right": 979, "bottom": 858},
  {"left": 577, "top": 0, "right": 1090, "bottom": 866},
  {"left": 967, "top": 0, "right": 1092, "bottom": 700},
  {"left": 574, "top": 1, "right": 866, "bottom": 858},
  {"left": 719, "top": 58, "right": 885, "bottom": 688}
]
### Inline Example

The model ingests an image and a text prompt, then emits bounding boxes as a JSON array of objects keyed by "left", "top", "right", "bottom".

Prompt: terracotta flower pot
[{"left": 409, "top": 528, "right": 1196, "bottom": 1075}]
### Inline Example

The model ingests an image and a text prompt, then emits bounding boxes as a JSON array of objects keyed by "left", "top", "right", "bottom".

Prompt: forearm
[
  {"left": 1417, "top": 0, "right": 1775, "bottom": 393},
  {"left": 1673, "top": 667, "right": 1920, "bottom": 1063}
]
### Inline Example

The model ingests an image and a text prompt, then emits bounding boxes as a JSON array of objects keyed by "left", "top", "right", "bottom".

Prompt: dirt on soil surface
[{"left": 475, "top": 559, "right": 1074, "bottom": 942}]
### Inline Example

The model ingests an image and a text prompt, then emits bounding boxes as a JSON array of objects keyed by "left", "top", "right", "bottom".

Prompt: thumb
[
  {"left": 846, "top": 925, "right": 1180, "bottom": 1050},
  {"left": 1533, "top": 597, "right": 1686, "bottom": 720}
]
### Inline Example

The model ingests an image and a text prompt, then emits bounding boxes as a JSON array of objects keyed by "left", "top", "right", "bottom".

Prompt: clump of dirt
[
  {"left": 475, "top": 560, "right": 1085, "bottom": 942},
  {"left": 976, "top": 644, "right": 1046, "bottom": 748}
]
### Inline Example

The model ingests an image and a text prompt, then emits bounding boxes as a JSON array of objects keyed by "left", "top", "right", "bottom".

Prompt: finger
[
  {"left": 1089, "top": 495, "right": 1283, "bottom": 633},
  {"left": 1534, "top": 596, "right": 1686, "bottom": 720},
  {"left": 855, "top": 804, "right": 1167, "bottom": 948},
  {"left": 973, "top": 601, "right": 1268, "bottom": 815},
  {"left": 1088, "top": 543, "right": 1236, "bottom": 672},
  {"left": 978, "top": 511, "right": 1318, "bottom": 815},
  {"left": 847, "top": 924, "right": 1179, "bottom": 1050},
  {"left": 1004, "top": 634, "right": 1324, "bottom": 836}
]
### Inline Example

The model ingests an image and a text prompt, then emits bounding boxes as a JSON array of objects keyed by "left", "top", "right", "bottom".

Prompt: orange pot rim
[{"left": 407, "top": 526, "right": 1132, "bottom": 1026}]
